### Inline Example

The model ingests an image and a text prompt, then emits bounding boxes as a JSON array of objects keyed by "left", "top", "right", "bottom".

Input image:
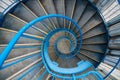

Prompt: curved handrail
[
  {"left": 44, "top": 28, "right": 81, "bottom": 58},
  {"left": 104, "top": 58, "right": 120, "bottom": 79},
  {"left": 0, "top": 14, "right": 102, "bottom": 79},
  {"left": 0, "top": 0, "right": 27, "bottom": 26},
  {"left": 0, "top": 12, "right": 117, "bottom": 80},
  {"left": 88, "top": 0, "right": 120, "bottom": 79},
  {"left": 0, "top": 14, "right": 82, "bottom": 68},
  {"left": 0, "top": 0, "right": 20, "bottom": 15},
  {"left": 42, "top": 52, "right": 103, "bottom": 79},
  {"left": 0, "top": 0, "right": 28, "bottom": 15},
  {"left": 0, "top": 0, "right": 119, "bottom": 79},
  {"left": 46, "top": 67, "right": 104, "bottom": 80},
  {"left": 87, "top": 0, "right": 110, "bottom": 68}
]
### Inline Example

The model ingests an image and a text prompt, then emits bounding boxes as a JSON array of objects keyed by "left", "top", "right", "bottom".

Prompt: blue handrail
[
  {"left": 0, "top": 0, "right": 19, "bottom": 14},
  {"left": 0, "top": 14, "right": 103, "bottom": 79},
  {"left": 0, "top": 0, "right": 119, "bottom": 79},
  {"left": 0, "top": 14, "right": 82, "bottom": 68},
  {"left": 104, "top": 58, "right": 120, "bottom": 79},
  {"left": 0, "top": 13, "right": 117, "bottom": 80},
  {"left": 87, "top": 0, "right": 109, "bottom": 68},
  {"left": 0, "top": 0, "right": 27, "bottom": 17},
  {"left": 118, "top": 0, "right": 120, "bottom": 4},
  {"left": 44, "top": 28, "right": 81, "bottom": 58}
]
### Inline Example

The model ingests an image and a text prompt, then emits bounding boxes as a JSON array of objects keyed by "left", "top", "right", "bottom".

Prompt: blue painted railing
[
  {"left": 0, "top": 14, "right": 103, "bottom": 79},
  {"left": 0, "top": 0, "right": 27, "bottom": 17},
  {"left": 0, "top": 14, "right": 82, "bottom": 67},
  {"left": 104, "top": 58, "right": 120, "bottom": 79},
  {"left": 0, "top": 0, "right": 119, "bottom": 79},
  {"left": 0, "top": 0, "right": 19, "bottom": 15},
  {"left": 0, "top": 0, "right": 27, "bottom": 26}
]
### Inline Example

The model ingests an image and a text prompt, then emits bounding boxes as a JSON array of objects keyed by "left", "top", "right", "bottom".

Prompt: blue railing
[
  {"left": 0, "top": 14, "right": 81, "bottom": 68},
  {"left": 0, "top": 0, "right": 27, "bottom": 17},
  {"left": 0, "top": 0, "right": 19, "bottom": 15},
  {"left": 104, "top": 58, "right": 120, "bottom": 79},
  {"left": 0, "top": 0, "right": 24, "bottom": 25},
  {"left": 0, "top": 0, "right": 119, "bottom": 79},
  {"left": 0, "top": 14, "right": 103, "bottom": 79}
]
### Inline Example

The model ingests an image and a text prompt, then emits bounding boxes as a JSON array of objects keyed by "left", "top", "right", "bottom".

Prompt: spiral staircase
[{"left": 0, "top": 0, "right": 120, "bottom": 80}]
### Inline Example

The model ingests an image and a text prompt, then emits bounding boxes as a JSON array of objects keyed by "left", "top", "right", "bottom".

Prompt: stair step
[
  {"left": 73, "top": 0, "right": 88, "bottom": 22},
  {"left": 109, "top": 37, "right": 120, "bottom": 49},
  {"left": 56, "top": 56, "right": 80, "bottom": 68},
  {"left": 25, "top": 0, "right": 54, "bottom": 29},
  {"left": 2, "top": 14, "right": 46, "bottom": 36},
  {"left": 5, "top": 50, "right": 41, "bottom": 62},
  {"left": 81, "top": 44, "right": 107, "bottom": 53},
  {"left": 98, "top": 62, "right": 120, "bottom": 80},
  {"left": 13, "top": 3, "right": 37, "bottom": 23},
  {"left": 82, "top": 34, "right": 107, "bottom": 44},
  {"left": 84, "top": 73, "right": 100, "bottom": 80},
  {"left": 62, "top": 0, "right": 76, "bottom": 28},
  {"left": 24, "top": 0, "right": 43, "bottom": 16},
  {"left": 14, "top": 2, "right": 49, "bottom": 33},
  {"left": 0, "top": 28, "right": 41, "bottom": 44},
  {"left": 0, "top": 43, "right": 41, "bottom": 48},
  {"left": 77, "top": 54, "right": 98, "bottom": 67},
  {"left": 81, "top": 14, "right": 102, "bottom": 34},
  {"left": 109, "top": 21, "right": 120, "bottom": 37},
  {"left": 0, "top": 28, "right": 16, "bottom": 44},
  {"left": 53, "top": 0, "right": 65, "bottom": 15},
  {"left": 0, "top": 0, "right": 110, "bottom": 79},
  {"left": 65, "top": 0, "right": 76, "bottom": 18},
  {"left": 19, "top": 64, "right": 42, "bottom": 80},
  {"left": 2, "top": 14, "right": 25, "bottom": 31},
  {"left": 0, "top": 56, "right": 41, "bottom": 79},
  {"left": 48, "top": 47, "right": 58, "bottom": 61},
  {"left": 53, "top": 0, "right": 65, "bottom": 27},
  {"left": 38, "top": 70, "right": 48, "bottom": 80},
  {"left": 109, "top": 50, "right": 120, "bottom": 56},
  {"left": 98, "top": 70, "right": 114, "bottom": 80},
  {"left": 80, "top": 49, "right": 103, "bottom": 62},
  {"left": 82, "top": 23, "right": 106, "bottom": 39},
  {"left": 39, "top": 0, "right": 59, "bottom": 28},
  {"left": 0, "top": 27, "right": 44, "bottom": 41},
  {"left": 78, "top": 5, "right": 96, "bottom": 28},
  {"left": 31, "top": 65, "right": 45, "bottom": 79},
  {"left": 35, "top": 67, "right": 46, "bottom": 79},
  {"left": 104, "top": 56, "right": 120, "bottom": 68},
  {"left": 109, "top": 22, "right": 120, "bottom": 31}
]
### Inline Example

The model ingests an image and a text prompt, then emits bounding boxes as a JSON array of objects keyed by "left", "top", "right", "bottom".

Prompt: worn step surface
[{"left": 0, "top": 0, "right": 109, "bottom": 79}]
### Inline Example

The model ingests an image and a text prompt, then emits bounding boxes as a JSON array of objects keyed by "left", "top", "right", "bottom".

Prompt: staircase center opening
[{"left": 57, "top": 38, "right": 74, "bottom": 54}]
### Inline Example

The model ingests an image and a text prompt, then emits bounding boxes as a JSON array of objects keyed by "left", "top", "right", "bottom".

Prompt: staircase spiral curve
[{"left": 0, "top": 0, "right": 119, "bottom": 80}]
